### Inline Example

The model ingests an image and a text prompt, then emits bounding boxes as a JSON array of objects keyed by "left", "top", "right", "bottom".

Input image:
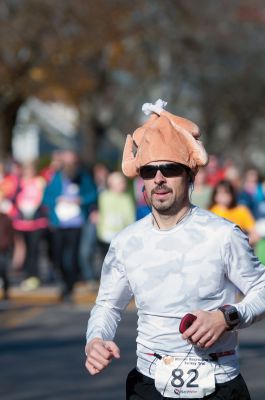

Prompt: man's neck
[{"left": 152, "top": 203, "right": 192, "bottom": 230}]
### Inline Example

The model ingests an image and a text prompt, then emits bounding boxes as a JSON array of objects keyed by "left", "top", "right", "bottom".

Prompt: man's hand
[
  {"left": 181, "top": 310, "right": 229, "bottom": 348},
  {"left": 89, "top": 210, "right": 99, "bottom": 224},
  {"left": 85, "top": 338, "right": 120, "bottom": 375}
]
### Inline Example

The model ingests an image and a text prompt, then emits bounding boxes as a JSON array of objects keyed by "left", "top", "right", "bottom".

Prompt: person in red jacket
[
  {"left": 13, "top": 161, "right": 48, "bottom": 290},
  {"left": 0, "top": 190, "right": 14, "bottom": 299}
]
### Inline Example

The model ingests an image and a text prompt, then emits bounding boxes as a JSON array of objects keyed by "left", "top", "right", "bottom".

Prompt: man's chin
[{"left": 152, "top": 201, "right": 172, "bottom": 213}]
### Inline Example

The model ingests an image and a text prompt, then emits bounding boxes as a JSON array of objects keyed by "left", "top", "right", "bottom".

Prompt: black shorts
[{"left": 126, "top": 368, "right": 251, "bottom": 400}]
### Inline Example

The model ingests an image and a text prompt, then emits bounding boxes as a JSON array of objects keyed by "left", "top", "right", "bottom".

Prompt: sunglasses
[{"left": 139, "top": 163, "right": 187, "bottom": 180}]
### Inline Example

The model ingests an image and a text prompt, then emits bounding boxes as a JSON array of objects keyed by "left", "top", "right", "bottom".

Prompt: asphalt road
[{"left": 0, "top": 302, "right": 264, "bottom": 400}]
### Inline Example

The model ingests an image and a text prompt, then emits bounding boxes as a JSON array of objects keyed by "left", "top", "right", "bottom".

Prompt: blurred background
[
  {"left": 0, "top": 0, "right": 265, "bottom": 166},
  {"left": 1, "top": 1, "right": 265, "bottom": 399}
]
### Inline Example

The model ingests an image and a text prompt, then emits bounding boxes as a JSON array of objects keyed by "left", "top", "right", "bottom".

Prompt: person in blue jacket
[{"left": 43, "top": 150, "right": 97, "bottom": 299}]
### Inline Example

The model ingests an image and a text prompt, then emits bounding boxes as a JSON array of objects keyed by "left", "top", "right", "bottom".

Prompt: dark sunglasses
[{"left": 139, "top": 163, "right": 187, "bottom": 180}]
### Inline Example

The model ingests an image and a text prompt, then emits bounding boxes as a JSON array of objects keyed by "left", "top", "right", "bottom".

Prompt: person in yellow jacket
[
  {"left": 209, "top": 180, "right": 260, "bottom": 246},
  {"left": 96, "top": 171, "right": 135, "bottom": 259}
]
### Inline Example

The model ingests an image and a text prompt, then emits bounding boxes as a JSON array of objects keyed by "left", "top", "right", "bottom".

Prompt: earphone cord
[
  {"left": 148, "top": 356, "right": 158, "bottom": 375},
  {"left": 145, "top": 345, "right": 195, "bottom": 395}
]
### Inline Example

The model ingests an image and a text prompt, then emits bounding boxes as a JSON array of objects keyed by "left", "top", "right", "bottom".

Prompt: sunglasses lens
[
  {"left": 139, "top": 166, "right": 157, "bottom": 179},
  {"left": 160, "top": 164, "right": 184, "bottom": 177},
  {"left": 139, "top": 164, "right": 185, "bottom": 179}
]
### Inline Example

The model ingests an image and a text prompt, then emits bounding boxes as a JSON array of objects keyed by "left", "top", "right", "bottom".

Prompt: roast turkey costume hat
[{"left": 122, "top": 99, "right": 208, "bottom": 178}]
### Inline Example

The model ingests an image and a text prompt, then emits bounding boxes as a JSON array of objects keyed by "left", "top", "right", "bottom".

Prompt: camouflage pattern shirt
[{"left": 86, "top": 206, "right": 265, "bottom": 383}]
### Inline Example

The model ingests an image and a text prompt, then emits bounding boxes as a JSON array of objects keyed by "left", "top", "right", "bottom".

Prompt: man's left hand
[{"left": 181, "top": 310, "right": 229, "bottom": 348}]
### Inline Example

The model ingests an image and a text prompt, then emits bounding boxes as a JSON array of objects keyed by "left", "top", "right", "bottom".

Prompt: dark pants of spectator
[
  {"left": 126, "top": 368, "right": 251, "bottom": 400},
  {"left": 79, "top": 222, "right": 97, "bottom": 281},
  {"left": 21, "top": 229, "right": 43, "bottom": 278},
  {"left": 0, "top": 250, "right": 11, "bottom": 298},
  {"left": 97, "top": 239, "right": 110, "bottom": 266},
  {"left": 51, "top": 227, "right": 81, "bottom": 295}
]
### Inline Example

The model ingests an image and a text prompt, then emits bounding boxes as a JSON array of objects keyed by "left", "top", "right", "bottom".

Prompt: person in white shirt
[{"left": 85, "top": 99, "right": 265, "bottom": 399}]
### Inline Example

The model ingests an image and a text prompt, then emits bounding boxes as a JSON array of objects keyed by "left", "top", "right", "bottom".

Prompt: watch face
[
  {"left": 229, "top": 311, "right": 239, "bottom": 322},
  {"left": 220, "top": 305, "right": 240, "bottom": 328}
]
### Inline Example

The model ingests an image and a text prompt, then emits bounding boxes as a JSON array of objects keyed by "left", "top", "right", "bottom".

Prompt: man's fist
[{"left": 85, "top": 338, "right": 120, "bottom": 375}]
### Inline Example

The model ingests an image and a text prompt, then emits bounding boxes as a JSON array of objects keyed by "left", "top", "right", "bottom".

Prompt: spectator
[
  {"left": 40, "top": 150, "right": 63, "bottom": 183},
  {"left": 0, "top": 158, "right": 21, "bottom": 206},
  {"left": 40, "top": 150, "right": 65, "bottom": 280},
  {"left": 242, "top": 167, "right": 265, "bottom": 220},
  {"left": 209, "top": 180, "right": 260, "bottom": 246},
  {"left": 12, "top": 161, "right": 48, "bottom": 290},
  {"left": 190, "top": 167, "right": 212, "bottom": 209},
  {"left": 43, "top": 150, "right": 97, "bottom": 299},
  {"left": 0, "top": 189, "right": 14, "bottom": 300},
  {"left": 78, "top": 163, "right": 109, "bottom": 285},
  {"left": 96, "top": 171, "right": 135, "bottom": 260},
  {"left": 0, "top": 159, "right": 25, "bottom": 271},
  {"left": 205, "top": 154, "right": 225, "bottom": 187},
  {"left": 133, "top": 175, "right": 150, "bottom": 220},
  {"left": 93, "top": 163, "right": 110, "bottom": 194}
]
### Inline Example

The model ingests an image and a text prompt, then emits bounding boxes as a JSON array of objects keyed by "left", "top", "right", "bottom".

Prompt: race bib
[
  {"left": 55, "top": 201, "right": 81, "bottom": 221},
  {"left": 154, "top": 354, "right": 215, "bottom": 398}
]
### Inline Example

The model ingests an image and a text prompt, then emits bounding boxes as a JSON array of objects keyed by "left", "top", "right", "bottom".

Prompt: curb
[
  {"left": 0, "top": 286, "right": 136, "bottom": 308},
  {"left": 0, "top": 285, "right": 98, "bottom": 305}
]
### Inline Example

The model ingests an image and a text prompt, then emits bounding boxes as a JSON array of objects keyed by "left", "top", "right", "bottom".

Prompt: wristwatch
[{"left": 218, "top": 305, "right": 240, "bottom": 331}]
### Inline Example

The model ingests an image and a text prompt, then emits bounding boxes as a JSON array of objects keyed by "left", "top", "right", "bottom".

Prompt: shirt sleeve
[
  {"left": 86, "top": 238, "right": 133, "bottom": 343},
  {"left": 224, "top": 225, "right": 265, "bottom": 328}
]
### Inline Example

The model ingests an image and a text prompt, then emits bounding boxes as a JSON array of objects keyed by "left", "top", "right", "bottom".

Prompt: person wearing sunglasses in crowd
[{"left": 85, "top": 99, "right": 265, "bottom": 399}]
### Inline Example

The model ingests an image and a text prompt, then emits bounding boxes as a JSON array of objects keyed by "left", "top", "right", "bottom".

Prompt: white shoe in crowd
[{"left": 20, "top": 277, "right": 41, "bottom": 291}]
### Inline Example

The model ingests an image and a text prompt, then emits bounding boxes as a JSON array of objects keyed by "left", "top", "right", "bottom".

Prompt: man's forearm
[
  {"left": 235, "top": 287, "right": 265, "bottom": 328},
  {"left": 86, "top": 303, "right": 123, "bottom": 343}
]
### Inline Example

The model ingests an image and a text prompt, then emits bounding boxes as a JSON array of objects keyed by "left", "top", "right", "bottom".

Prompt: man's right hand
[{"left": 85, "top": 338, "right": 120, "bottom": 375}]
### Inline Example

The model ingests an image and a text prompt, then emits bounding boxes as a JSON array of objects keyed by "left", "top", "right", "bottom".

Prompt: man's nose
[{"left": 154, "top": 169, "right": 166, "bottom": 184}]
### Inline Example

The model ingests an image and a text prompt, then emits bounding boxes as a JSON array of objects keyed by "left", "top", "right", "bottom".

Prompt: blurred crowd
[
  {"left": 0, "top": 151, "right": 265, "bottom": 300},
  {"left": 191, "top": 155, "right": 265, "bottom": 262},
  {"left": 0, "top": 150, "right": 135, "bottom": 300}
]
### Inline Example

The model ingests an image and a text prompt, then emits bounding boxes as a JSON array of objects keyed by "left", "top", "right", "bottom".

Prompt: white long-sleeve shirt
[{"left": 86, "top": 206, "right": 265, "bottom": 383}]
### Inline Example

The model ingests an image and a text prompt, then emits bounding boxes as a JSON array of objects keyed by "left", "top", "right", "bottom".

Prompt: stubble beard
[
  {"left": 152, "top": 197, "right": 175, "bottom": 214},
  {"left": 151, "top": 194, "right": 188, "bottom": 216},
  {"left": 149, "top": 180, "right": 190, "bottom": 216},
  {"left": 151, "top": 191, "right": 190, "bottom": 216}
]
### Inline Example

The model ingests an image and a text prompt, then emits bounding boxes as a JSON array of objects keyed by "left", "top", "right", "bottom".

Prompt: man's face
[
  {"left": 62, "top": 151, "right": 79, "bottom": 178},
  {"left": 141, "top": 161, "right": 190, "bottom": 214},
  {"left": 214, "top": 186, "right": 233, "bottom": 208}
]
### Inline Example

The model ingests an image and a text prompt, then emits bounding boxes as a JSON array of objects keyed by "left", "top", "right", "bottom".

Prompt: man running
[{"left": 85, "top": 99, "right": 265, "bottom": 399}]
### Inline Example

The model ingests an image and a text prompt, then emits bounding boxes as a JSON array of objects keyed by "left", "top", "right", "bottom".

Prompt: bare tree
[{"left": 0, "top": 0, "right": 264, "bottom": 166}]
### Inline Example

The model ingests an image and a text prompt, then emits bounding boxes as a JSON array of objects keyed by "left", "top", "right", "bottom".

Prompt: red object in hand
[{"left": 179, "top": 313, "right": 197, "bottom": 334}]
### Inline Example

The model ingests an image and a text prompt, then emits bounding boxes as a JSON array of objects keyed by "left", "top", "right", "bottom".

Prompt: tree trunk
[
  {"left": 0, "top": 99, "right": 23, "bottom": 159},
  {"left": 79, "top": 100, "right": 98, "bottom": 165}
]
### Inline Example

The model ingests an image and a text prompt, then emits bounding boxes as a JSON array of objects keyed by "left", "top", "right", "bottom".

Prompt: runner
[{"left": 85, "top": 99, "right": 265, "bottom": 399}]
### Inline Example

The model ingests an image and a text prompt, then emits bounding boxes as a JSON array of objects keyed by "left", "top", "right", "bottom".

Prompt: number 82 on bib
[{"left": 154, "top": 355, "right": 215, "bottom": 398}]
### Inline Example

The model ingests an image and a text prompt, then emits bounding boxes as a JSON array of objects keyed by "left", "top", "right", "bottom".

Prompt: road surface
[{"left": 0, "top": 302, "right": 264, "bottom": 399}]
